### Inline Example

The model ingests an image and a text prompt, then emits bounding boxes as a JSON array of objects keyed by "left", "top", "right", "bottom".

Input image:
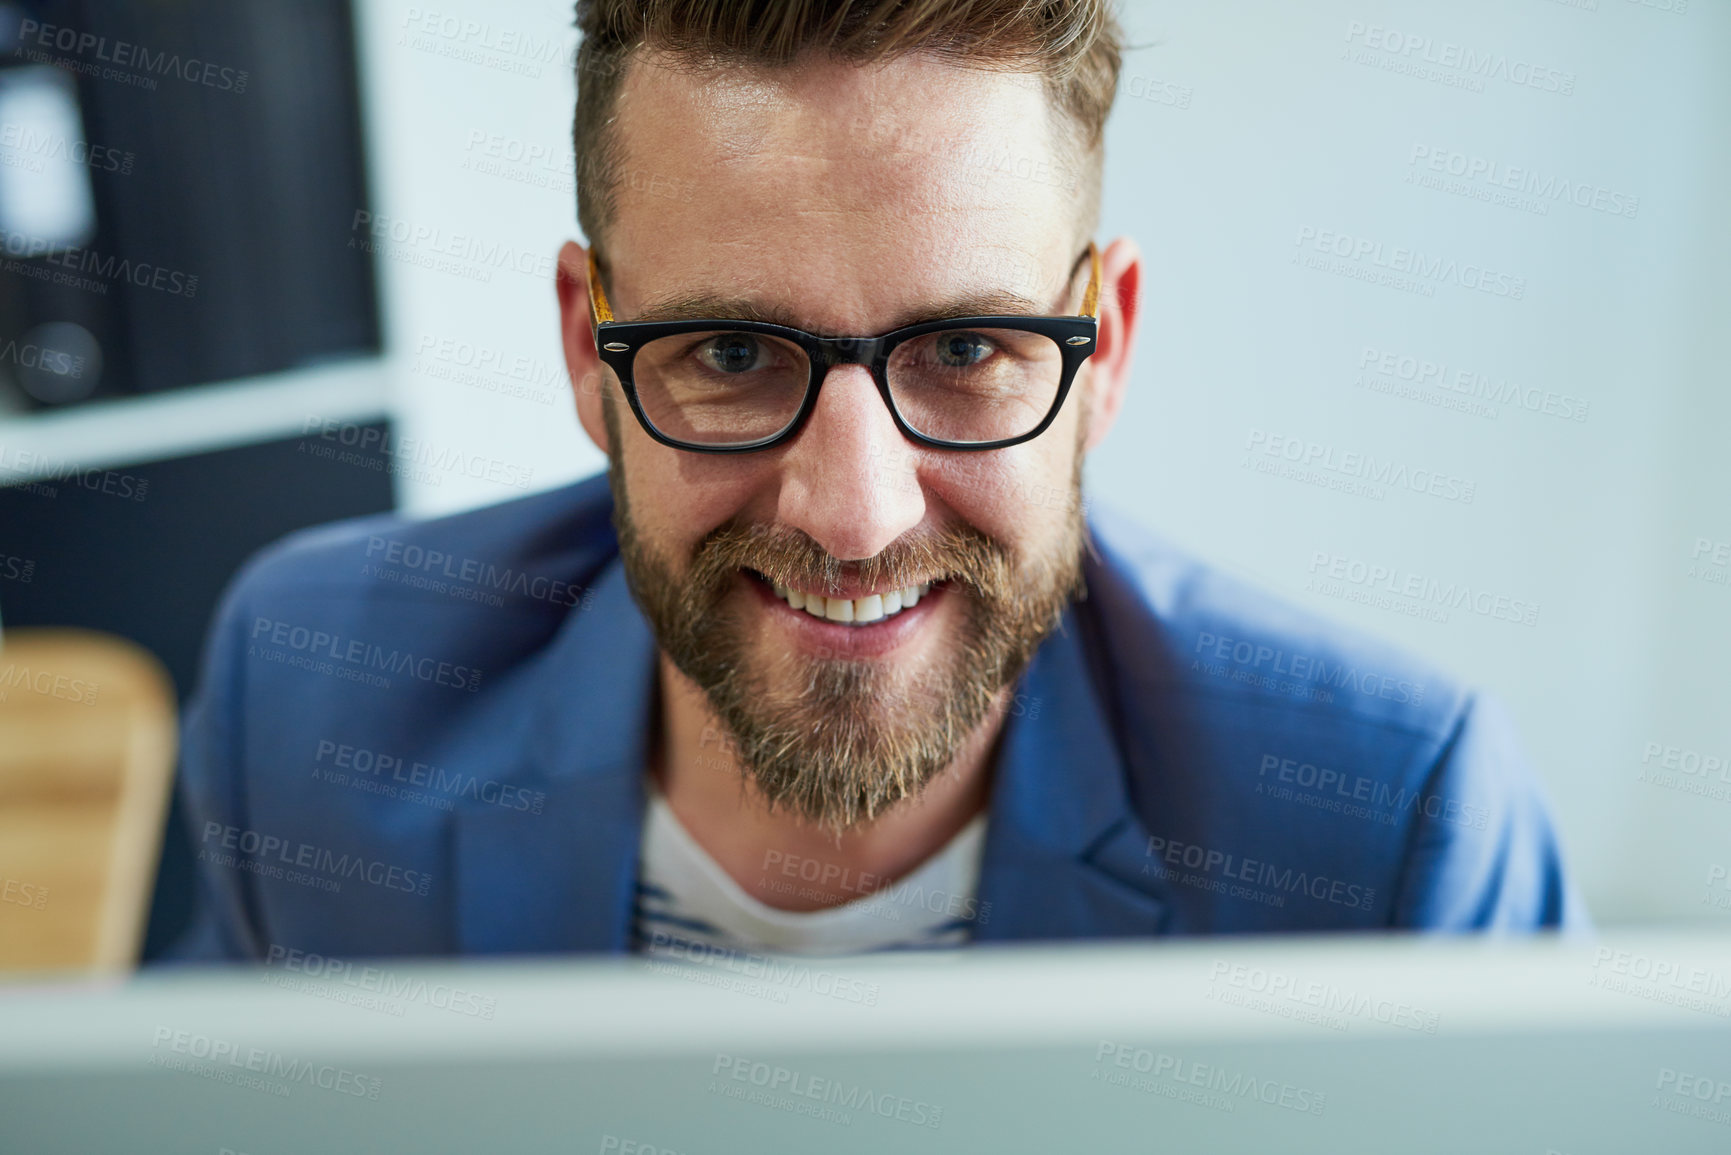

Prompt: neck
[{"left": 650, "top": 652, "right": 1008, "bottom": 912}]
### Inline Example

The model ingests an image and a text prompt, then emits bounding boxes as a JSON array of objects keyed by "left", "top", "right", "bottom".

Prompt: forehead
[{"left": 604, "top": 50, "right": 1080, "bottom": 329}]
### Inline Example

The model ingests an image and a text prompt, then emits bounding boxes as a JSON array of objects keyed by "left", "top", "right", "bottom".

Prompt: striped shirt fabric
[{"left": 630, "top": 783, "right": 991, "bottom": 959}]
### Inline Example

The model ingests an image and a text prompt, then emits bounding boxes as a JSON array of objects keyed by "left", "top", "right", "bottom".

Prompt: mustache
[{"left": 685, "top": 519, "right": 1019, "bottom": 606}]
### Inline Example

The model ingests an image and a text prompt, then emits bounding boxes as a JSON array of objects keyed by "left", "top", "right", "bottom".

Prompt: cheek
[
  {"left": 620, "top": 436, "right": 768, "bottom": 555},
  {"left": 927, "top": 439, "right": 1077, "bottom": 546}
]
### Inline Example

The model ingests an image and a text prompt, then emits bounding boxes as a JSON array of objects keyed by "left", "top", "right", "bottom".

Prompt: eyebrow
[{"left": 625, "top": 288, "right": 1056, "bottom": 335}]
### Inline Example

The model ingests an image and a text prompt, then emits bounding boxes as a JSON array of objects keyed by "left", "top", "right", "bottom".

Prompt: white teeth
[{"left": 765, "top": 576, "right": 941, "bottom": 625}]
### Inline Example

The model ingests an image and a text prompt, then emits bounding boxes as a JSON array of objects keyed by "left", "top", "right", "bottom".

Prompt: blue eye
[
  {"left": 934, "top": 332, "right": 992, "bottom": 368},
  {"left": 699, "top": 335, "right": 763, "bottom": 374}
]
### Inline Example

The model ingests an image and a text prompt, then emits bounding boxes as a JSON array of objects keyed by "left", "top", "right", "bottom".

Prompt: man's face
[{"left": 579, "top": 51, "right": 1112, "bottom": 834}]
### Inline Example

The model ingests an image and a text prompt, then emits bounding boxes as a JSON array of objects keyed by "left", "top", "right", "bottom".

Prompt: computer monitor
[{"left": 3, "top": 932, "right": 1730, "bottom": 1153}]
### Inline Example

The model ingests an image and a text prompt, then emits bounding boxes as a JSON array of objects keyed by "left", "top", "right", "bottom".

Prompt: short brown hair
[{"left": 572, "top": 0, "right": 1124, "bottom": 254}]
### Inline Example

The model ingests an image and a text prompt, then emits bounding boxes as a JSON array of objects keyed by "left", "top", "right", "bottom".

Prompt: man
[{"left": 167, "top": 0, "right": 1585, "bottom": 964}]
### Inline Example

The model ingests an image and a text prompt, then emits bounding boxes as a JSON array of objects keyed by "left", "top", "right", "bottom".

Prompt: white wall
[
  {"left": 350, "top": 0, "right": 1729, "bottom": 925},
  {"left": 352, "top": 0, "right": 600, "bottom": 512},
  {"left": 1087, "top": 0, "right": 1731, "bottom": 926}
]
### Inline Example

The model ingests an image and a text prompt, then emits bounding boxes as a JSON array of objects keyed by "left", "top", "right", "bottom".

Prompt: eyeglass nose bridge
[
  {"left": 791, "top": 336, "right": 901, "bottom": 445},
  {"left": 807, "top": 333, "right": 888, "bottom": 370}
]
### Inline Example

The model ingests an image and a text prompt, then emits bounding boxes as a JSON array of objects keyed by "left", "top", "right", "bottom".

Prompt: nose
[{"left": 773, "top": 363, "right": 927, "bottom": 561}]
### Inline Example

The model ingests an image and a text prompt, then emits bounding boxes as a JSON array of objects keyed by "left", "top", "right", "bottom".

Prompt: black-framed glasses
[{"left": 586, "top": 244, "right": 1102, "bottom": 453}]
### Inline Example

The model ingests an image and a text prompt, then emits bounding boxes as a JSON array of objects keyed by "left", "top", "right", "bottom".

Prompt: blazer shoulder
[
  {"left": 1076, "top": 503, "right": 1564, "bottom": 933},
  {"left": 1082, "top": 499, "right": 1468, "bottom": 745},
  {"left": 227, "top": 471, "right": 619, "bottom": 607}
]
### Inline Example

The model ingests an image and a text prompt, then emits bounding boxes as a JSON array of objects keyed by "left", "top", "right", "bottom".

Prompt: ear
[
  {"left": 556, "top": 239, "right": 612, "bottom": 457},
  {"left": 1079, "top": 235, "right": 1142, "bottom": 455}
]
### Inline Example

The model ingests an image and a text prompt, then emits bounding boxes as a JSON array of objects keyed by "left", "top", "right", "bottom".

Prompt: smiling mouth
[{"left": 743, "top": 569, "right": 939, "bottom": 626}]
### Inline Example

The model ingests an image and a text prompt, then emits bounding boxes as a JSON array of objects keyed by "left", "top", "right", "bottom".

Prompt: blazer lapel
[
  {"left": 972, "top": 593, "right": 1169, "bottom": 943},
  {"left": 454, "top": 554, "right": 655, "bottom": 954}
]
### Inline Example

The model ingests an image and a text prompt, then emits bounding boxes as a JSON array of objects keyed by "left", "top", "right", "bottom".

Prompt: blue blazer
[{"left": 166, "top": 472, "right": 1587, "bottom": 961}]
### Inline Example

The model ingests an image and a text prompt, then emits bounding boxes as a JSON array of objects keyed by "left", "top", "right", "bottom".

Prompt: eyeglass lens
[{"left": 629, "top": 327, "right": 1065, "bottom": 448}]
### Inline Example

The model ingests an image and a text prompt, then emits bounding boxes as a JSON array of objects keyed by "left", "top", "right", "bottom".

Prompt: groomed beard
[{"left": 605, "top": 401, "right": 1089, "bottom": 835}]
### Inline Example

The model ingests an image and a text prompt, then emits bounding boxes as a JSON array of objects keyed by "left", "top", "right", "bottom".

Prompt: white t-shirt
[{"left": 630, "top": 782, "right": 990, "bottom": 958}]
